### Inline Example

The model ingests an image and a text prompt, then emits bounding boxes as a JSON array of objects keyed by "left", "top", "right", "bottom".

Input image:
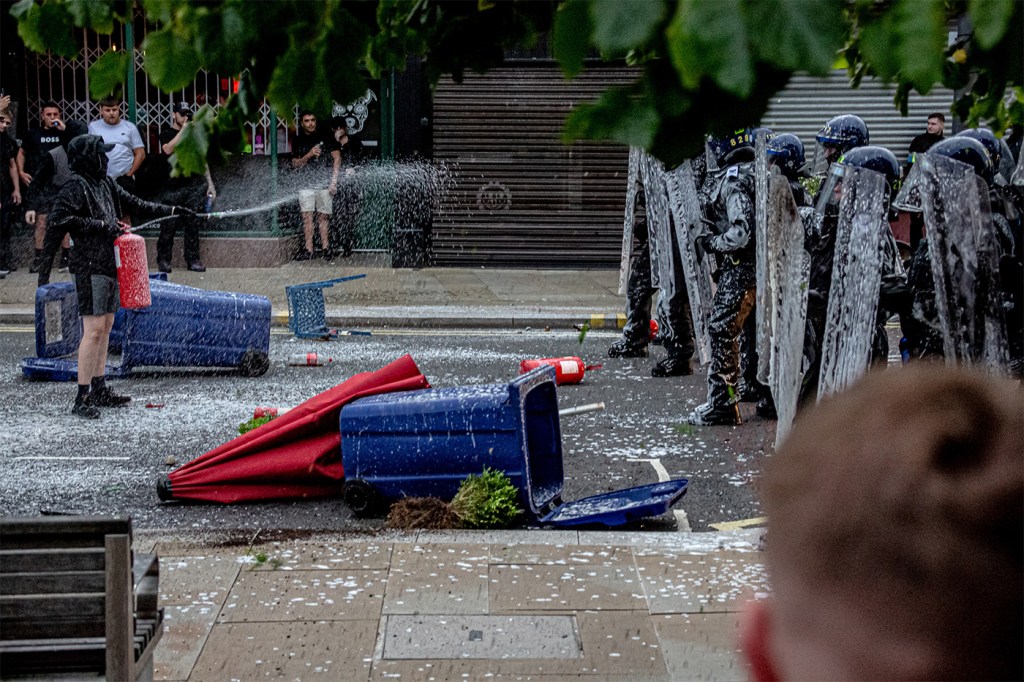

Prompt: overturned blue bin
[
  {"left": 21, "top": 278, "right": 271, "bottom": 380},
  {"left": 339, "top": 366, "right": 687, "bottom": 527}
]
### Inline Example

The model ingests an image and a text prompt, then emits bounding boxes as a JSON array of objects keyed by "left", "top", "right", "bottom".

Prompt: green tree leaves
[
  {"left": 553, "top": 0, "right": 591, "bottom": 77},
  {"left": 589, "top": 0, "right": 665, "bottom": 54},
  {"left": 8, "top": 0, "right": 1022, "bottom": 171},
  {"left": 969, "top": 0, "right": 1016, "bottom": 49},
  {"left": 88, "top": 48, "right": 129, "bottom": 100},
  {"left": 142, "top": 29, "right": 201, "bottom": 92}
]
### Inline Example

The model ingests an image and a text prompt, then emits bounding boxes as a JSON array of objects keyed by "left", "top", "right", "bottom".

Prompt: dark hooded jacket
[{"left": 48, "top": 135, "right": 174, "bottom": 278}]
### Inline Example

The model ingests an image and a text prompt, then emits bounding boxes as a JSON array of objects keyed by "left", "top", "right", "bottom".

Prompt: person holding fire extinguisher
[{"left": 48, "top": 135, "right": 191, "bottom": 419}]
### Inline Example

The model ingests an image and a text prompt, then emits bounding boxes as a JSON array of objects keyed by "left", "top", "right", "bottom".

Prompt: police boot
[
  {"left": 608, "top": 338, "right": 648, "bottom": 358},
  {"left": 686, "top": 401, "right": 741, "bottom": 426},
  {"left": 755, "top": 396, "right": 777, "bottom": 420},
  {"left": 651, "top": 356, "right": 693, "bottom": 377},
  {"left": 737, "top": 381, "right": 762, "bottom": 402}
]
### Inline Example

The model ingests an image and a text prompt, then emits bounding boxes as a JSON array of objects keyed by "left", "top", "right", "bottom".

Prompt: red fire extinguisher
[
  {"left": 519, "top": 356, "right": 602, "bottom": 385},
  {"left": 114, "top": 229, "right": 151, "bottom": 309}
]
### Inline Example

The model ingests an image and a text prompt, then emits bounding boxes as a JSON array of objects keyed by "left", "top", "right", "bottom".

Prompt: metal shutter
[
  {"left": 432, "top": 65, "right": 638, "bottom": 268},
  {"left": 760, "top": 71, "right": 955, "bottom": 159},
  {"left": 432, "top": 67, "right": 953, "bottom": 269}
]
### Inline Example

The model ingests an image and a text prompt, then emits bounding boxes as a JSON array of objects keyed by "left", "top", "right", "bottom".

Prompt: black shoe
[
  {"left": 755, "top": 396, "right": 777, "bottom": 420},
  {"left": 72, "top": 400, "right": 101, "bottom": 419},
  {"left": 89, "top": 386, "right": 131, "bottom": 407},
  {"left": 187, "top": 261, "right": 206, "bottom": 272},
  {"left": 651, "top": 356, "right": 693, "bottom": 377},
  {"left": 608, "top": 339, "right": 648, "bottom": 358},
  {"left": 157, "top": 260, "right": 173, "bottom": 273},
  {"left": 686, "top": 402, "right": 741, "bottom": 426},
  {"left": 295, "top": 251, "right": 313, "bottom": 261}
]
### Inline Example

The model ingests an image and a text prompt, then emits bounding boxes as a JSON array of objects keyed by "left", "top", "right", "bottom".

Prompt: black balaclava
[{"left": 67, "top": 134, "right": 113, "bottom": 180}]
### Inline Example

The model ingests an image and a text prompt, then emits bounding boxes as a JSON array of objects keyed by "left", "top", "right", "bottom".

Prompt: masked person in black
[
  {"left": 48, "top": 135, "right": 190, "bottom": 418},
  {"left": 687, "top": 129, "right": 757, "bottom": 426}
]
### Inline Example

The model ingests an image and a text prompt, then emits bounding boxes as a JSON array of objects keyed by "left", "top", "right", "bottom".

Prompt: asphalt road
[{"left": 0, "top": 325, "right": 775, "bottom": 533}]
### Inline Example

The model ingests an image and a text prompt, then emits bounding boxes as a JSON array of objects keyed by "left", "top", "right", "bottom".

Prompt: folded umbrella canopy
[{"left": 157, "top": 354, "right": 430, "bottom": 503}]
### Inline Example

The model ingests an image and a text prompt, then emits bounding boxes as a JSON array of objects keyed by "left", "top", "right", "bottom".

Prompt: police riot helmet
[
  {"left": 707, "top": 128, "right": 754, "bottom": 168},
  {"left": 811, "top": 114, "right": 869, "bottom": 175},
  {"left": 815, "top": 145, "right": 899, "bottom": 216},
  {"left": 838, "top": 146, "right": 901, "bottom": 195},
  {"left": 929, "top": 136, "right": 994, "bottom": 184},
  {"left": 766, "top": 133, "right": 805, "bottom": 177},
  {"left": 956, "top": 128, "right": 1000, "bottom": 169},
  {"left": 816, "top": 114, "right": 870, "bottom": 150},
  {"left": 751, "top": 127, "right": 775, "bottom": 142}
]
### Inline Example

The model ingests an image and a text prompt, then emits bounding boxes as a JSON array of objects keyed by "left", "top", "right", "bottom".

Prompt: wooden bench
[{"left": 0, "top": 516, "right": 163, "bottom": 681}]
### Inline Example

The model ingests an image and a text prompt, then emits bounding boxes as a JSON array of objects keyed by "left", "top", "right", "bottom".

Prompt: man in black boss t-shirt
[{"left": 20, "top": 102, "right": 71, "bottom": 272}]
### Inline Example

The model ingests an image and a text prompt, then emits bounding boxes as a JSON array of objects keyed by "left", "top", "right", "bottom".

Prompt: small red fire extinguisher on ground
[
  {"left": 114, "top": 226, "right": 151, "bottom": 309},
  {"left": 519, "top": 356, "right": 602, "bottom": 385}
]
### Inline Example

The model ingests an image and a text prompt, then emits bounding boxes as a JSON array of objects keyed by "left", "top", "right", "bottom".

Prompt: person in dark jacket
[{"left": 48, "top": 135, "right": 189, "bottom": 418}]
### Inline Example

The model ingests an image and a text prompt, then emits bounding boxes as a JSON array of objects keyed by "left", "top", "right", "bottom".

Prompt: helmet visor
[
  {"left": 814, "top": 162, "right": 847, "bottom": 216},
  {"left": 810, "top": 141, "right": 844, "bottom": 177}
]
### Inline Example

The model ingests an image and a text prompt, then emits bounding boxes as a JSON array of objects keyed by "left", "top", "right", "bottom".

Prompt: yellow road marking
[{"left": 709, "top": 516, "right": 767, "bottom": 531}]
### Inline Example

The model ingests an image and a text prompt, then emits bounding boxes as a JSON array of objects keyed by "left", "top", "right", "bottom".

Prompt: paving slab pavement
[
  {"left": 0, "top": 258, "right": 628, "bottom": 330},
  {"left": 139, "top": 529, "right": 766, "bottom": 682}
]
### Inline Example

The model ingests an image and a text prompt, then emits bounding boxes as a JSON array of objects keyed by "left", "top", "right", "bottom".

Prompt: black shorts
[{"left": 75, "top": 274, "right": 120, "bottom": 316}]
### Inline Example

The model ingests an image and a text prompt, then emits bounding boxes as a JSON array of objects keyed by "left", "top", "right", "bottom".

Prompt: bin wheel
[
  {"left": 239, "top": 350, "right": 270, "bottom": 377},
  {"left": 344, "top": 479, "right": 382, "bottom": 517}
]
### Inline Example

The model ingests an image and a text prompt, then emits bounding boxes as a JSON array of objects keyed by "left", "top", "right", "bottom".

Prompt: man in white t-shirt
[{"left": 88, "top": 96, "right": 145, "bottom": 195}]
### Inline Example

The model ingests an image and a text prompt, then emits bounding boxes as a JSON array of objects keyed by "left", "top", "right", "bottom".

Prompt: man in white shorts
[{"left": 291, "top": 111, "right": 340, "bottom": 260}]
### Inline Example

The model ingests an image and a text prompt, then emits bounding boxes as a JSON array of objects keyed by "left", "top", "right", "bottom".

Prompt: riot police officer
[{"left": 687, "top": 129, "right": 757, "bottom": 426}]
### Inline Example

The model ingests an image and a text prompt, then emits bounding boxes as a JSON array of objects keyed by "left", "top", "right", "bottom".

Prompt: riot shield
[
  {"left": 817, "top": 166, "right": 888, "bottom": 400},
  {"left": 619, "top": 147, "right": 642, "bottom": 295},
  {"left": 754, "top": 131, "right": 771, "bottom": 384},
  {"left": 916, "top": 153, "right": 979, "bottom": 363},
  {"left": 640, "top": 152, "right": 674, "bottom": 290},
  {"left": 765, "top": 175, "right": 809, "bottom": 446},
  {"left": 893, "top": 162, "right": 924, "bottom": 213},
  {"left": 969, "top": 175, "right": 1010, "bottom": 371},
  {"left": 664, "top": 160, "right": 715, "bottom": 364}
]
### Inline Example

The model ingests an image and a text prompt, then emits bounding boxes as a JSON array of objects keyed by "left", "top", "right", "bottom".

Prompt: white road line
[
  {"left": 627, "top": 457, "right": 691, "bottom": 532},
  {"left": 14, "top": 456, "right": 131, "bottom": 461}
]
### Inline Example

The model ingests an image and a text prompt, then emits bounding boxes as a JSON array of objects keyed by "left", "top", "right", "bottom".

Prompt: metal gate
[{"left": 432, "top": 65, "right": 637, "bottom": 268}]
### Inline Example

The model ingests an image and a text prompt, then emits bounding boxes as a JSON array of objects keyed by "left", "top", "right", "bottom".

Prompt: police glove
[{"left": 694, "top": 234, "right": 715, "bottom": 262}]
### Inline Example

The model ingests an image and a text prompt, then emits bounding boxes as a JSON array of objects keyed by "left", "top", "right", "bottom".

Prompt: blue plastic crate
[{"left": 286, "top": 275, "right": 366, "bottom": 339}]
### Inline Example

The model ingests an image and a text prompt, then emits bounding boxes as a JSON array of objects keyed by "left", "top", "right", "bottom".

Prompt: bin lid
[
  {"left": 21, "top": 357, "right": 128, "bottom": 382},
  {"left": 539, "top": 479, "right": 688, "bottom": 528}
]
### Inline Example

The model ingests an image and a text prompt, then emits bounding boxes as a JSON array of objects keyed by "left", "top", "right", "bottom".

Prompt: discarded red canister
[
  {"left": 519, "top": 356, "right": 601, "bottom": 385},
  {"left": 253, "top": 406, "right": 292, "bottom": 419},
  {"left": 649, "top": 318, "right": 659, "bottom": 340},
  {"left": 288, "top": 352, "right": 332, "bottom": 366},
  {"left": 113, "top": 231, "right": 151, "bottom": 309}
]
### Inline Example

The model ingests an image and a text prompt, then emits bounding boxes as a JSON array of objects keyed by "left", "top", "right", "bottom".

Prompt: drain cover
[{"left": 384, "top": 615, "right": 582, "bottom": 660}]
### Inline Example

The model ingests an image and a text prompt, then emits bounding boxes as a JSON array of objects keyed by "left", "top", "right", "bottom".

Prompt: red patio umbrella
[{"left": 157, "top": 354, "right": 430, "bottom": 503}]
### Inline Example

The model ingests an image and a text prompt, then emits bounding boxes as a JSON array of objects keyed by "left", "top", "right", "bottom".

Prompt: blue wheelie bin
[
  {"left": 21, "top": 279, "right": 272, "bottom": 380},
  {"left": 339, "top": 365, "right": 688, "bottom": 527}
]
